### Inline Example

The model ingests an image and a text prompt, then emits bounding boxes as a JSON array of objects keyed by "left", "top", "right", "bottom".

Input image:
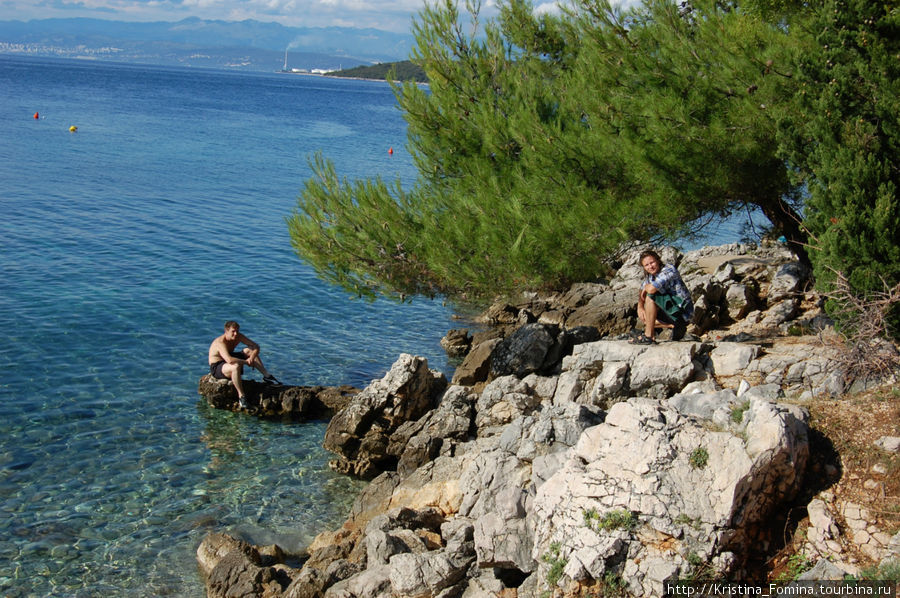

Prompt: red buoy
[
  {"left": 33, "top": 112, "right": 39, "bottom": 119},
  {"left": 388, "top": 147, "right": 394, "bottom": 155}
]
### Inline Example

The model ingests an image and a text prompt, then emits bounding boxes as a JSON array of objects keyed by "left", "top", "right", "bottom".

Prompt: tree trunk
[{"left": 758, "top": 197, "right": 811, "bottom": 268}]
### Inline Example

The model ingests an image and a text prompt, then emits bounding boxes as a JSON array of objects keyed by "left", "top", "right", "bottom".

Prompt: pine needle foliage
[
  {"left": 289, "top": 0, "right": 893, "bottom": 305},
  {"left": 777, "top": 0, "right": 900, "bottom": 307},
  {"left": 290, "top": 0, "right": 659, "bottom": 301},
  {"left": 561, "top": 0, "right": 808, "bottom": 259}
]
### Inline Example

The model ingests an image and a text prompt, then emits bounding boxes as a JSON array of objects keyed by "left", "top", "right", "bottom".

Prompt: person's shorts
[
  {"left": 652, "top": 293, "right": 689, "bottom": 324},
  {"left": 209, "top": 351, "right": 246, "bottom": 379}
]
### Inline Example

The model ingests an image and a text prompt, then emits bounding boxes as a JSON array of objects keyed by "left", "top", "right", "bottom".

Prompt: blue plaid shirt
[{"left": 643, "top": 264, "right": 694, "bottom": 320}]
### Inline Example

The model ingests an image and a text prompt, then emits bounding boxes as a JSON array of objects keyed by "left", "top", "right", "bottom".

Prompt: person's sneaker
[
  {"left": 238, "top": 396, "right": 249, "bottom": 410},
  {"left": 263, "top": 375, "right": 282, "bottom": 385},
  {"left": 629, "top": 333, "right": 656, "bottom": 345}
]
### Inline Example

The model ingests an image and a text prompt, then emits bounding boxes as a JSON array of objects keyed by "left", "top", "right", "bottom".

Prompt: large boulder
[
  {"left": 323, "top": 354, "right": 447, "bottom": 479},
  {"left": 564, "top": 288, "right": 638, "bottom": 336},
  {"left": 451, "top": 337, "right": 501, "bottom": 386},
  {"left": 198, "top": 374, "right": 358, "bottom": 418},
  {"left": 554, "top": 340, "right": 703, "bottom": 406},
  {"left": 767, "top": 261, "right": 811, "bottom": 302},
  {"left": 197, "top": 533, "right": 295, "bottom": 598},
  {"left": 440, "top": 329, "right": 472, "bottom": 358},
  {"left": 387, "top": 385, "right": 476, "bottom": 477},
  {"left": 489, "top": 323, "right": 558, "bottom": 378},
  {"left": 531, "top": 396, "right": 809, "bottom": 597}
]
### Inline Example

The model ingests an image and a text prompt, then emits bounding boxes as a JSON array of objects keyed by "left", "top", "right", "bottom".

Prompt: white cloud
[
  {"left": 180, "top": 0, "right": 226, "bottom": 9},
  {"left": 533, "top": 1, "right": 560, "bottom": 16},
  {"left": 0, "top": 0, "right": 505, "bottom": 31},
  {"left": 0, "top": 0, "right": 416, "bottom": 29}
]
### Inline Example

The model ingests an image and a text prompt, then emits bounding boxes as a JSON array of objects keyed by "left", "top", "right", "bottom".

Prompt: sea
[
  {"left": 0, "top": 54, "right": 760, "bottom": 598},
  {"left": 0, "top": 55, "right": 459, "bottom": 598}
]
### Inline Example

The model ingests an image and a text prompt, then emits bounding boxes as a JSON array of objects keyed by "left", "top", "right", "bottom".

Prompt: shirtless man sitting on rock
[{"left": 208, "top": 320, "right": 281, "bottom": 408}]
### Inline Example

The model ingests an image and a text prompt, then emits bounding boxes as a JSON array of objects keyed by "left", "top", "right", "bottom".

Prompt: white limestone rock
[
  {"left": 530, "top": 396, "right": 809, "bottom": 596},
  {"left": 709, "top": 342, "right": 761, "bottom": 377}
]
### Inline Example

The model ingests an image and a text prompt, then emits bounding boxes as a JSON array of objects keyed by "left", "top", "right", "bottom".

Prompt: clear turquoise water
[
  {"left": 0, "top": 56, "right": 456, "bottom": 597},
  {"left": 0, "top": 54, "right": 765, "bottom": 598}
]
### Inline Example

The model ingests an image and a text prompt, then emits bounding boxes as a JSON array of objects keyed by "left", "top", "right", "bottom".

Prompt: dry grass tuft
[{"left": 823, "top": 271, "right": 900, "bottom": 387}]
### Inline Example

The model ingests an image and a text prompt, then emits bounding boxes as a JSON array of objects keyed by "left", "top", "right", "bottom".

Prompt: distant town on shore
[{"left": 0, "top": 17, "right": 417, "bottom": 74}]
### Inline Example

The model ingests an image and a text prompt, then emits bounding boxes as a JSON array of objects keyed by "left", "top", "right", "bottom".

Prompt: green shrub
[
  {"left": 674, "top": 514, "right": 701, "bottom": 529},
  {"left": 730, "top": 401, "right": 751, "bottom": 424},
  {"left": 776, "top": 553, "right": 814, "bottom": 582},
  {"left": 689, "top": 447, "right": 709, "bottom": 469},
  {"left": 858, "top": 559, "right": 900, "bottom": 582},
  {"left": 601, "top": 571, "right": 628, "bottom": 594},
  {"left": 597, "top": 509, "right": 637, "bottom": 532},
  {"left": 542, "top": 541, "right": 567, "bottom": 588}
]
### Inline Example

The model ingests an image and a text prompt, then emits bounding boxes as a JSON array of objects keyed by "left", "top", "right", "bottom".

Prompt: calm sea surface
[
  {"left": 0, "top": 55, "right": 457, "bottom": 597},
  {"left": 0, "top": 55, "right": 758, "bottom": 598}
]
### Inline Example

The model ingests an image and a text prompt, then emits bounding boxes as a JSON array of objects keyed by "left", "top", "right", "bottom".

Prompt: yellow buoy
[{"left": 69, "top": 125, "right": 78, "bottom": 132}]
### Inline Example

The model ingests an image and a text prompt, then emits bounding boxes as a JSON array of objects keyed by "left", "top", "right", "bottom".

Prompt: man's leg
[
  {"left": 241, "top": 348, "right": 272, "bottom": 377},
  {"left": 222, "top": 362, "right": 246, "bottom": 402},
  {"left": 242, "top": 348, "right": 281, "bottom": 384}
]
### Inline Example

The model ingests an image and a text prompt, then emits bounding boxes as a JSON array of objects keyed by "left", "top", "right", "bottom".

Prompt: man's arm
[
  {"left": 214, "top": 338, "right": 246, "bottom": 365},
  {"left": 237, "top": 332, "right": 260, "bottom": 366}
]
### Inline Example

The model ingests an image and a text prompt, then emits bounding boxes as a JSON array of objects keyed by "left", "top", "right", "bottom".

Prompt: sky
[
  {"left": 0, "top": 0, "right": 640, "bottom": 34},
  {"left": 0, "top": 0, "right": 520, "bottom": 33}
]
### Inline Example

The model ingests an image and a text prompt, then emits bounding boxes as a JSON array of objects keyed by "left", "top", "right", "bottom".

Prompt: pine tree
[
  {"left": 287, "top": 0, "right": 812, "bottom": 302},
  {"left": 779, "top": 0, "right": 900, "bottom": 302},
  {"left": 562, "top": 0, "right": 808, "bottom": 259}
]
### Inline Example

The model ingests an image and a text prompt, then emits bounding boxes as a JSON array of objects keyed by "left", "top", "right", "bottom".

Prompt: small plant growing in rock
[
  {"left": 858, "top": 559, "right": 900, "bottom": 582},
  {"left": 583, "top": 507, "right": 599, "bottom": 528},
  {"left": 730, "top": 401, "right": 750, "bottom": 424},
  {"left": 674, "top": 513, "right": 701, "bottom": 529},
  {"left": 601, "top": 571, "right": 627, "bottom": 594},
  {"left": 776, "top": 552, "right": 814, "bottom": 581},
  {"left": 787, "top": 323, "right": 805, "bottom": 336},
  {"left": 542, "top": 541, "right": 567, "bottom": 589},
  {"left": 689, "top": 446, "right": 709, "bottom": 469},
  {"left": 595, "top": 509, "right": 637, "bottom": 531},
  {"left": 680, "top": 551, "right": 716, "bottom": 582}
]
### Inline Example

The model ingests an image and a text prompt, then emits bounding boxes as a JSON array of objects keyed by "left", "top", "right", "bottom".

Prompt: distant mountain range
[{"left": 0, "top": 17, "right": 416, "bottom": 72}]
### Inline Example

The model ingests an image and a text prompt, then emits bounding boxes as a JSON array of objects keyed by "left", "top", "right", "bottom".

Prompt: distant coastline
[
  {"left": 326, "top": 60, "right": 427, "bottom": 83},
  {"left": 0, "top": 16, "right": 413, "bottom": 72}
]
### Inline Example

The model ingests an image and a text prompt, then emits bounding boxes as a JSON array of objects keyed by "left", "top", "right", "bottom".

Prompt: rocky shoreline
[{"left": 196, "top": 242, "right": 900, "bottom": 597}]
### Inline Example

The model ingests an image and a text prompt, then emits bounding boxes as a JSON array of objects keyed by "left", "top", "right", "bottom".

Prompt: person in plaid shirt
[{"left": 633, "top": 250, "right": 694, "bottom": 344}]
